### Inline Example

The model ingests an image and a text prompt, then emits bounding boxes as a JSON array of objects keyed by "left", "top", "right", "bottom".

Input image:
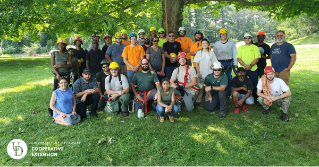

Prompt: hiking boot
[
  {"left": 218, "top": 113, "right": 225, "bottom": 118},
  {"left": 48, "top": 108, "right": 53, "bottom": 117},
  {"left": 160, "top": 117, "right": 164, "bottom": 123},
  {"left": 242, "top": 105, "right": 248, "bottom": 112},
  {"left": 281, "top": 112, "right": 289, "bottom": 122},
  {"left": 233, "top": 108, "right": 240, "bottom": 114},
  {"left": 262, "top": 109, "right": 270, "bottom": 115},
  {"left": 122, "top": 111, "right": 129, "bottom": 117},
  {"left": 169, "top": 116, "right": 174, "bottom": 122},
  {"left": 91, "top": 112, "right": 97, "bottom": 117}
]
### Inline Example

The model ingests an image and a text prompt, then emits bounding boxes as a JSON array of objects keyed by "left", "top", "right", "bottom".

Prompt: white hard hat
[
  {"left": 243, "top": 32, "right": 252, "bottom": 38},
  {"left": 212, "top": 61, "right": 222, "bottom": 69},
  {"left": 179, "top": 27, "right": 186, "bottom": 31},
  {"left": 138, "top": 29, "right": 145, "bottom": 34}
]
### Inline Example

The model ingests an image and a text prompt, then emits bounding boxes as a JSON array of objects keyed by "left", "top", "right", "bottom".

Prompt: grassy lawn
[
  {"left": 0, "top": 47, "right": 319, "bottom": 166},
  {"left": 290, "top": 33, "right": 319, "bottom": 45}
]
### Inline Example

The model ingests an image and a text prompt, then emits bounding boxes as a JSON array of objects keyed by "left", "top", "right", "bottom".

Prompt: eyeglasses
[
  {"left": 110, "top": 68, "right": 118, "bottom": 71},
  {"left": 213, "top": 68, "right": 222, "bottom": 71},
  {"left": 244, "top": 37, "right": 252, "bottom": 39},
  {"left": 153, "top": 40, "right": 159, "bottom": 42},
  {"left": 179, "top": 31, "right": 185, "bottom": 33},
  {"left": 116, "top": 37, "right": 122, "bottom": 39},
  {"left": 139, "top": 33, "right": 145, "bottom": 35},
  {"left": 141, "top": 63, "right": 148, "bottom": 65},
  {"left": 145, "top": 38, "right": 150, "bottom": 40},
  {"left": 102, "top": 66, "right": 108, "bottom": 68},
  {"left": 169, "top": 35, "right": 174, "bottom": 37}
]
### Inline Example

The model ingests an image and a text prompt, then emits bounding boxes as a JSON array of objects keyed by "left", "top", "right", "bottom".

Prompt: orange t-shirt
[
  {"left": 175, "top": 37, "right": 193, "bottom": 59},
  {"left": 122, "top": 40, "right": 131, "bottom": 45},
  {"left": 190, "top": 41, "right": 211, "bottom": 67},
  {"left": 122, "top": 45, "right": 145, "bottom": 71}
]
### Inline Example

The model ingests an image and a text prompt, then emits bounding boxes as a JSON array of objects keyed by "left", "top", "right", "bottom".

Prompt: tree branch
[{"left": 183, "top": 0, "right": 284, "bottom": 6}]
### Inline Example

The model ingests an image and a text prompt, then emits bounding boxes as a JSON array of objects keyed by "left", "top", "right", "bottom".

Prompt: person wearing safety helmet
[
  {"left": 254, "top": 31, "right": 270, "bottom": 78},
  {"left": 104, "top": 62, "right": 130, "bottom": 116},
  {"left": 105, "top": 32, "right": 127, "bottom": 76},
  {"left": 190, "top": 31, "right": 211, "bottom": 68},
  {"left": 121, "top": 29, "right": 131, "bottom": 45},
  {"left": 122, "top": 32, "right": 145, "bottom": 97},
  {"left": 86, "top": 40, "right": 105, "bottom": 78},
  {"left": 149, "top": 27, "right": 157, "bottom": 43},
  {"left": 237, "top": 32, "right": 261, "bottom": 100},
  {"left": 51, "top": 38, "right": 72, "bottom": 91},
  {"left": 170, "top": 52, "right": 197, "bottom": 111},
  {"left": 68, "top": 48, "right": 79, "bottom": 82},
  {"left": 256, "top": 66, "right": 291, "bottom": 122},
  {"left": 163, "top": 31, "right": 182, "bottom": 79},
  {"left": 158, "top": 28, "right": 166, "bottom": 47},
  {"left": 204, "top": 61, "right": 228, "bottom": 118},
  {"left": 96, "top": 59, "right": 111, "bottom": 108},
  {"left": 213, "top": 28, "right": 238, "bottom": 96},
  {"left": 74, "top": 36, "right": 87, "bottom": 76},
  {"left": 175, "top": 27, "right": 193, "bottom": 66},
  {"left": 102, "top": 34, "right": 112, "bottom": 56},
  {"left": 88, "top": 33, "right": 102, "bottom": 51},
  {"left": 136, "top": 29, "right": 145, "bottom": 45},
  {"left": 269, "top": 30, "right": 296, "bottom": 85}
]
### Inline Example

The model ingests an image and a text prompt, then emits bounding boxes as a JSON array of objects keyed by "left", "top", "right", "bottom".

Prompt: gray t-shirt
[
  {"left": 136, "top": 39, "right": 145, "bottom": 46},
  {"left": 159, "top": 87, "right": 175, "bottom": 105},
  {"left": 53, "top": 51, "right": 71, "bottom": 74},
  {"left": 146, "top": 47, "right": 164, "bottom": 71},
  {"left": 105, "top": 74, "right": 129, "bottom": 91}
]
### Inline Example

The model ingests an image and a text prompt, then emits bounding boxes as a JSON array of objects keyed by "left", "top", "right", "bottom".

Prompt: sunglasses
[
  {"left": 153, "top": 40, "right": 159, "bottom": 42},
  {"left": 92, "top": 42, "right": 99, "bottom": 44},
  {"left": 169, "top": 35, "right": 174, "bottom": 37},
  {"left": 139, "top": 33, "right": 145, "bottom": 35},
  {"left": 145, "top": 38, "right": 150, "bottom": 40},
  {"left": 244, "top": 37, "right": 252, "bottom": 39},
  {"left": 179, "top": 31, "right": 185, "bottom": 33},
  {"left": 110, "top": 68, "right": 118, "bottom": 71},
  {"left": 102, "top": 66, "right": 108, "bottom": 68},
  {"left": 213, "top": 68, "right": 222, "bottom": 71},
  {"left": 159, "top": 32, "right": 164, "bottom": 34},
  {"left": 276, "top": 35, "right": 284, "bottom": 37},
  {"left": 141, "top": 63, "right": 149, "bottom": 65},
  {"left": 116, "top": 37, "right": 122, "bottom": 39}
]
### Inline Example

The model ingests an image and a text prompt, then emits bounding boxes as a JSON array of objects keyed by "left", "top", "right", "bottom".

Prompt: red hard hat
[
  {"left": 257, "top": 31, "right": 266, "bottom": 38},
  {"left": 264, "top": 66, "right": 275, "bottom": 74},
  {"left": 104, "top": 34, "right": 111, "bottom": 39},
  {"left": 178, "top": 52, "right": 186, "bottom": 59},
  {"left": 74, "top": 36, "right": 82, "bottom": 42}
]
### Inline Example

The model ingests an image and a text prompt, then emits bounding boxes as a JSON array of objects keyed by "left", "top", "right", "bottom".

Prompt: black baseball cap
[
  {"left": 237, "top": 67, "right": 245, "bottom": 73},
  {"left": 83, "top": 68, "right": 91, "bottom": 74}
]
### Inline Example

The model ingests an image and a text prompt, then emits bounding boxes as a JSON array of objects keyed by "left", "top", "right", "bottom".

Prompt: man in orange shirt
[
  {"left": 122, "top": 32, "right": 145, "bottom": 96},
  {"left": 175, "top": 27, "right": 193, "bottom": 66},
  {"left": 190, "top": 31, "right": 211, "bottom": 68},
  {"left": 121, "top": 29, "right": 131, "bottom": 45}
]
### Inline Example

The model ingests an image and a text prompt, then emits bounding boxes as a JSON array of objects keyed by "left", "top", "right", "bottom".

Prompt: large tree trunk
[{"left": 161, "top": 0, "right": 183, "bottom": 35}]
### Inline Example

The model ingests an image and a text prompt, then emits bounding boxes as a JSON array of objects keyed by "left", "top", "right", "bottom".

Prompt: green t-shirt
[
  {"left": 53, "top": 51, "right": 71, "bottom": 74},
  {"left": 71, "top": 56, "right": 78, "bottom": 76},
  {"left": 131, "top": 71, "right": 159, "bottom": 92},
  {"left": 158, "top": 38, "right": 167, "bottom": 48},
  {"left": 96, "top": 71, "right": 110, "bottom": 94},
  {"left": 204, "top": 74, "right": 228, "bottom": 95},
  {"left": 236, "top": 44, "right": 261, "bottom": 71}
]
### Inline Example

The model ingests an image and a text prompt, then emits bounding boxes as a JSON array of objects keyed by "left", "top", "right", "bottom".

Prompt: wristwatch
[{"left": 250, "top": 64, "right": 253, "bottom": 67}]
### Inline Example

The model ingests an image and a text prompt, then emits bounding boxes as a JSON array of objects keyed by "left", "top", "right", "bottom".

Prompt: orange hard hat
[
  {"left": 177, "top": 52, "right": 186, "bottom": 59},
  {"left": 264, "top": 66, "right": 275, "bottom": 74},
  {"left": 257, "top": 31, "right": 266, "bottom": 38}
]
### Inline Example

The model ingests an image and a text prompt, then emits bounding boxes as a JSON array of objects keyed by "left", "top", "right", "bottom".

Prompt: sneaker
[
  {"left": 242, "top": 105, "right": 248, "bottom": 112},
  {"left": 160, "top": 117, "right": 164, "bottom": 123},
  {"left": 122, "top": 111, "right": 129, "bottom": 117},
  {"left": 91, "top": 112, "right": 97, "bottom": 117},
  {"left": 218, "top": 114, "right": 225, "bottom": 118},
  {"left": 262, "top": 109, "right": 270, "bottom": 114},
  {"left": 169, "top": 116, "right": 174, "bottom": 122},
  {"left": 281, "top": 112, "right": 289, "bottom": 122},
  {"left": 233, "top": 108, "right": 240, "bottom": 114}
]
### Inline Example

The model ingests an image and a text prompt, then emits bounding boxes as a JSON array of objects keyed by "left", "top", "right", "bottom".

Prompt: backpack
[{"left": 108, "top": 74, "right": 122, "bottom": 85}]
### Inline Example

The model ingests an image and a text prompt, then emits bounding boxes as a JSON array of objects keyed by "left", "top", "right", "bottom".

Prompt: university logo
[{"left": 7, "top": 139, "right": 28, "bottom": 159}]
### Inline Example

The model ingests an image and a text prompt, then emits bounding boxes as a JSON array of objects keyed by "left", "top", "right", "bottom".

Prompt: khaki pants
[{"left": 275, "top": 70, "right": 290, "bottom": 85}]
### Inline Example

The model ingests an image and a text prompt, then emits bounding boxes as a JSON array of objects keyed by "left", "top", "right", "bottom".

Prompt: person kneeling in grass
[
  {"left": 231, "top": 67, "right": 254, "bottom": 114},
  {"left": 156, "top": 78, "right": 179, "bottom": 123},
  {"left": 50, "top": 77, "right": 80, "bottom": 125}
]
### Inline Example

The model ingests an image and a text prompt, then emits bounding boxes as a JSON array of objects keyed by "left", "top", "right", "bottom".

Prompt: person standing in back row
[
  {"left": 254, "top": 31, "right": 270, "bottom": 78},
  {"left": 86, "top": 40, "right": 105, "bottom": 78},
  {"left": 163, "top": 31, "right": 182, "bottom": 79},
  {"left": 175, "top": 27, "right": 193, "bottom": 66}
]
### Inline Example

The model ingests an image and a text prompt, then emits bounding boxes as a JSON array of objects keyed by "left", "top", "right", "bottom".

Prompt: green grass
[
  {"left": 290, "top": 32, "right": 319, "bottom": 45},
  {"left": 0, "top": 47, "right": 319, "bottom": 165}
]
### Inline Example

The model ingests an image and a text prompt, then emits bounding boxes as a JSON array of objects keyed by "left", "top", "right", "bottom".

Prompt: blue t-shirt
[
  {"left": 106, "top": 43, "right": 127, "bottom": 67},
  {"left": 270, "top": 42, "right": 296, "bottom": 73},
  {"left": 53, "top": 88, "right": 73, "bottom": 118},
  {"left": 73, "top": 77, "right": 99, "bottom": 104}
]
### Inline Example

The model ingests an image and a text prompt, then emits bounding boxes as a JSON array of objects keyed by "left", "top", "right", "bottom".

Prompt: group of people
[{"left": 49, "top": 27, "right": 296, "bottom": 125}]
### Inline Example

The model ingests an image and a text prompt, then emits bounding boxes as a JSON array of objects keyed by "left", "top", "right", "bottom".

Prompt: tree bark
[{"left": 162, "top": 0, "right": 183, "bottom": 35}]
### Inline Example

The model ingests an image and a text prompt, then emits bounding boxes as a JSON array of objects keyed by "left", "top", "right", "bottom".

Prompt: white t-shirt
[
  {"left": 257, "top": 77, "right": 289, "bottom": 97},
  {"left": 193, "top": 50, "right": 217, "bottom": 79}
]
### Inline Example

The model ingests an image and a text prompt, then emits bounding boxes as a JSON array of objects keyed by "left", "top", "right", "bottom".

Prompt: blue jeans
[
  {"left": 156, "top": 104, "right": 179, "bottom": 117},
  {"left": 231, "top": 92, "right": 254, "bottom": 104},
  {"left": 165, "top": 66, "right": 178, "bottom": 80},
  {"left": 245, "top": 70, "right": 258, "bottom": 100},
  {"left": 220, "top": 61, "right": 232, "bottom": 95},
  {"left": 127, "top": 70, "right": 136, "bottom": 99}
]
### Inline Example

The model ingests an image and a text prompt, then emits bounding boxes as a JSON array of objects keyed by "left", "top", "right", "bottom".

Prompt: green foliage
[
  {"left": 40, "top": 32, "right": 47, "bottom": 47},
  {"left": 24, "top": 43, "right": 41, "bottom": 56}
]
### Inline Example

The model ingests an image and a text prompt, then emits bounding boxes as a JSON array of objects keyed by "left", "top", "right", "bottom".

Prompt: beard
[
  {"left": 238, "top": 75, "right": 245, "bottom": 79},
  {"left": 145, "top": 41, "right": 150, "bottom": 44},
  {"left": 142, "top": 66, "right": 149, "bottom": 71},
  {"left": 195, "top": 37, "right": 202, "bottom": 41},
  {"left": 276, "top": 37, "right": 285, "bottom": 43}
]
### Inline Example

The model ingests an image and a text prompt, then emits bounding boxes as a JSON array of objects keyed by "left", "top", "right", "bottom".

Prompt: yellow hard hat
[
  {"left": 114, "top": 32, "right": 122, "bottom": 38},
  {"left": 150, "top": 27, "right": 156, "bottom": 31},
  {"left": 121, "top": 29, "right": 127, "bottom": 34},
  {"left": 109, "top": 62, "right": 120, "bottom": 69},
  {"left": 219, "top": 28, "right": 228, "bottom": 34},
  {"left": 56, "top": 37, "right": 67, "bottom": 44},
  {"left": 170, "top": 53, "right": 177, "bottom": 57}
]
